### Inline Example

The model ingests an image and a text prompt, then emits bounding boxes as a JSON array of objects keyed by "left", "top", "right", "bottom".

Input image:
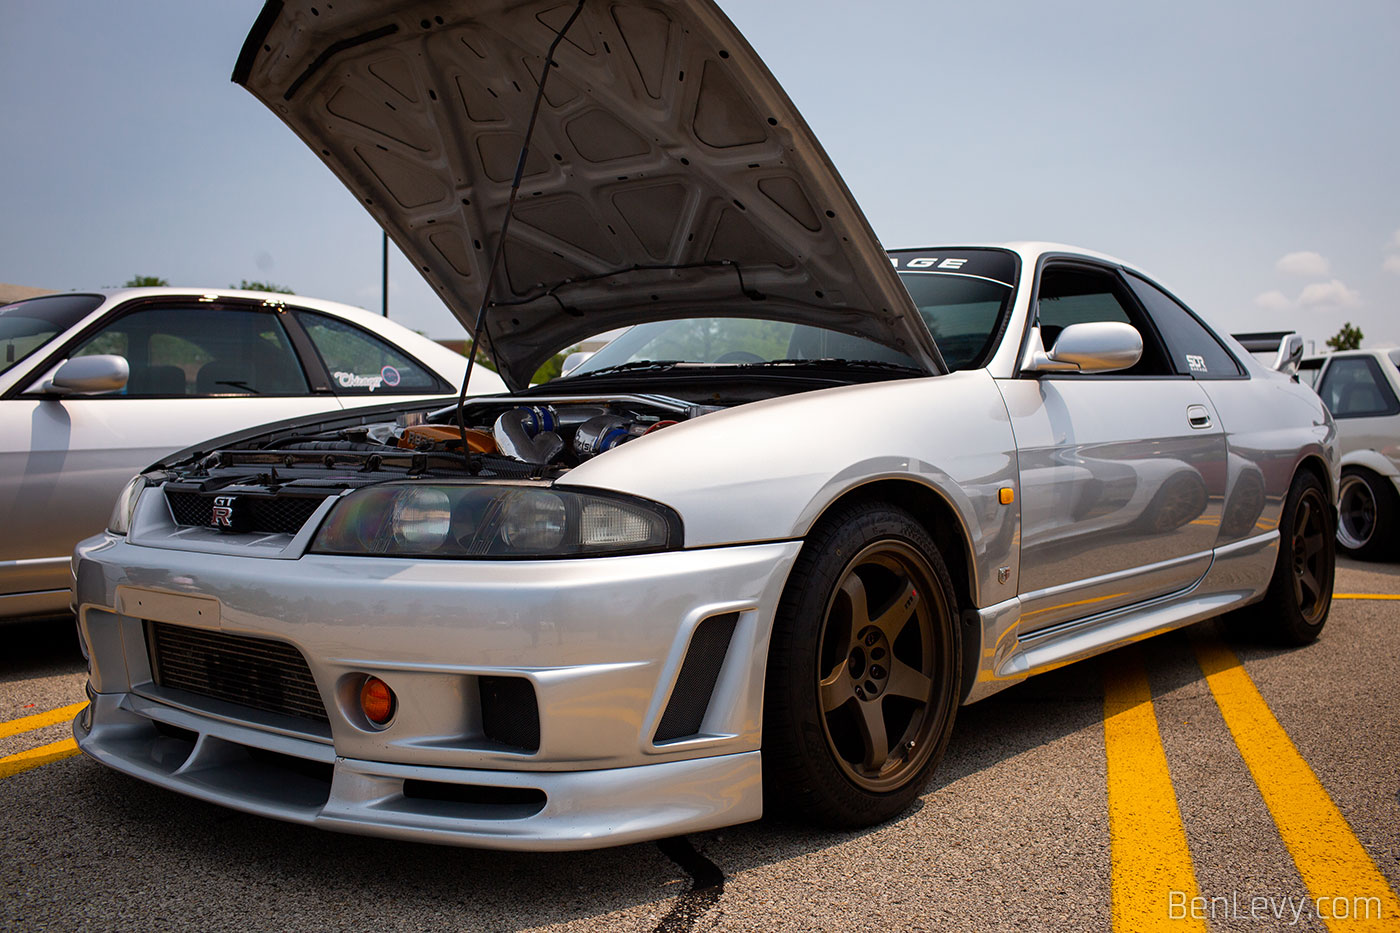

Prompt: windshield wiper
[
  {"left": 215, "top": 380, "right": 261, "bottom": 394},
  {"left": 566, "top": 360, "right": 686, "bottom": 378},
  {"left": 744, "top": 358, "right": 928, "bottom": 374}
]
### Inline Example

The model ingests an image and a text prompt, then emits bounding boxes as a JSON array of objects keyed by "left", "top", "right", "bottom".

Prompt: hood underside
[{"left": 234, "top": 0, "right": 941, "bottom": 388}]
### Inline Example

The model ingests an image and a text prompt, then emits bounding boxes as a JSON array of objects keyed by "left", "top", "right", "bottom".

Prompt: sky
[{"left": 2, "top": 0, "right": 1397, "bottom": 354}]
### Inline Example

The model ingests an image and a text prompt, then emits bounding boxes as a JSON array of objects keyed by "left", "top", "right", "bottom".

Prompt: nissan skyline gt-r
[
  {"left": 71, "top": 0, "right": 1337, "bottom": 851},
  {"left": 0, "top": 286, "right": 505, "bottom": 622}
]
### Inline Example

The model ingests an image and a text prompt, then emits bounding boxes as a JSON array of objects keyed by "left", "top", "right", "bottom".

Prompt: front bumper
[{"left": 72, "top": 533, "right": 800, "bottom": 850}]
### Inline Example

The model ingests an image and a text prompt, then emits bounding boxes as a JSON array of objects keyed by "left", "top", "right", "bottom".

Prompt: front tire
[
  {"left": 762, "top": 502, "right": 961, "bottom": 828},
  {"left": 1227, "top": 470, "right": 1335, "bottom": 646},
  {"left": 1336, "top": 468, "right": 1398, "bottom": 561}
]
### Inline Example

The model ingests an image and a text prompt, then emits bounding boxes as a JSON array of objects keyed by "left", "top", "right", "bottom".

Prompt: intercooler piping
[{"left": 493, "top": 408, "right": 565, "bottom": 465}]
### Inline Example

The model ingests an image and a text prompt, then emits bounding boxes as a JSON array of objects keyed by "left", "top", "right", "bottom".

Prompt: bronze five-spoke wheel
[
  {"left": 1288, "top": 485, "right": 1331, "bottom": 626},
  {"left": 817, "top": 541, "right": 946, "bottom": 792},
  {"left": 763, "top": 502, "right": 960, "bottom": 828}
]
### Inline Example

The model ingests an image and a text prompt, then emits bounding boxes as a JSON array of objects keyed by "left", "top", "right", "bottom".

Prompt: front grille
[
  {"left": 165, "top": 491, "right": 326, "bottom": 535},
  {"left": 148, "top": 622, "right": 328, "bottom": 723}
]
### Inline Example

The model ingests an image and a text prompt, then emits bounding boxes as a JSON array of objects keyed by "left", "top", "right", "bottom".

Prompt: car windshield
[
  {"left": 891, "top": 248, "right": 1018, "bottom": 371},
  {"left": 0, "top": 294, "right": 104, "bottom": 378},
  {"left": 568, "top": 317, "right": 924, "bottom": 375}
]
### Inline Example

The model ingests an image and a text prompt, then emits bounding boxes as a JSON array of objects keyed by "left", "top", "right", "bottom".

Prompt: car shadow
[{"left": 0, "top": 612, "right": 84, "bottom": 683}]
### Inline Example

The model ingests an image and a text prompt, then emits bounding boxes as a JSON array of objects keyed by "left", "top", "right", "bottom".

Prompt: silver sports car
[{"left": 73, "top": 0, "right": 1336, "bottom": 850}]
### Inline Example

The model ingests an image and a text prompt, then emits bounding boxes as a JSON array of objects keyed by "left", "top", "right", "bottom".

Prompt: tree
[
  {"left": 123, "top": 275, "right": 168, "bottom": 287},
  {"left": 1325, "top": 322, "right": 1363, "bottom": 352},
  {"left": 233, "top": 279, "right": 295, "bottom": 294},
  {"left": 530, "top": 351, "right": 570, "bottom": 384}
]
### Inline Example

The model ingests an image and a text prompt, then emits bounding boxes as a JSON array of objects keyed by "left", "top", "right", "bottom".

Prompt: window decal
[{"left": 334, "top": 371, "right": 388, "bottom": 391}]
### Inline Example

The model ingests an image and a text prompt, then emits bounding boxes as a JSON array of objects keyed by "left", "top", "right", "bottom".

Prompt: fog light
[{"left": 359, "top": 676, "right": 396, "bottom": 726}]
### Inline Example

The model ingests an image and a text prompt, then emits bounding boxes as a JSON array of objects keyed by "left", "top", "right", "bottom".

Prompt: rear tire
[
  {"left": 1226, "top": 471, "right": 1334, "bottom": 646},
  {"left": 1336, "top": 468, "right": 1398, "bottom": 561},
  {"left": 762, "top": 502, "right": 960, "bottom": 828}
]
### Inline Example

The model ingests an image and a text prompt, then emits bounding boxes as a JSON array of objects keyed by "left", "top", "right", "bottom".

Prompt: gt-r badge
[{"left": 211, "top": 496, "right": 236, "bottom": 528}]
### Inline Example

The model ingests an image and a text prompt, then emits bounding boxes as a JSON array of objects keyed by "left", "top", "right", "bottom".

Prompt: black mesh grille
[
  {"left": 167, "top": 492, "right": 213, "bottom": 526},
  {"left": 654, "top": 613, "right": 739, "bottom": 742},
  {"left": 148, "top": 622, "right": 328, "bottom": 723},
  {"left": 165, "top": 492, "right": 326, "bottom": 535},
  {"left": 479, "top": 676, "right": 540, "bottom": 752}
]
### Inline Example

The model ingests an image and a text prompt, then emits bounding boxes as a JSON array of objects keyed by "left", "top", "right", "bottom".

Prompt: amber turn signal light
[{"left": 359, "top": 676, "right": 396, "bottom": 725}]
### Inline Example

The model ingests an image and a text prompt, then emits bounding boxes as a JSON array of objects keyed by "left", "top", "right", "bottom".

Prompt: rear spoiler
[{"left": 1232, "top": 330, "right": 1304, "bottom": 376}]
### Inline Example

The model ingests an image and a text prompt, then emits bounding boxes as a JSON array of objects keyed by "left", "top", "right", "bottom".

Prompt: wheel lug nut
[
  {"left": 870, "top": 665, "right": 886, "bottom": 679},
  {"left": 865, "top": 633, "right": 878, "bottom": 646},
  {"left": 855, "top": 686, "right": 866, "bottom": 699}
]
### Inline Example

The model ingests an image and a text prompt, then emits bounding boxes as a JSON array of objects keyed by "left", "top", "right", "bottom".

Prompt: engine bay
[{"left": 157, "top": 392, "right": 727, "bottom": 491}]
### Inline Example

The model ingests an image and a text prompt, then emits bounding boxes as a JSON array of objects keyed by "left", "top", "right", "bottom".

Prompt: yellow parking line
[
  {"left": 1332, "top": 594, "right": 1400, "bottom": 601},
  {"left": 1192, "top": 638, "right": 1400, "bottom": 931},
  {"left": 1103, "top": 646, "right": 1206, "bottom": 932},
  {"left": 0, "top": 701, "right": 87, "bottom": 739},
  {"left": 0, "top": 738, "right": 80, "bottom": 780}
]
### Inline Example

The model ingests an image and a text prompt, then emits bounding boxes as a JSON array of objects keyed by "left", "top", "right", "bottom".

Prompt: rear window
[
  {"left": 1123, "top": 273, "right": 1242, "bottom": 378},
  {"left": 294, "top": 311, "right": 447, "bottom": 395},
  {"left": 0, "top": 293, "right": 103, "bottom": 378}
]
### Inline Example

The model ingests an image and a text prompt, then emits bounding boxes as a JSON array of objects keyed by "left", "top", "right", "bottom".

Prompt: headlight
[
  {"left": 107, "top": 475, "right": 148, "bottom": 535},
  {"left": 310, "top": 484, "right": 681, "bottom": 558}
]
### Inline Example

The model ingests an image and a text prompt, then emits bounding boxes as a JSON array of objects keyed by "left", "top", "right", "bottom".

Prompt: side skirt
[{"left": 961, "top": 532, "right": 1279, "bottom": 704}]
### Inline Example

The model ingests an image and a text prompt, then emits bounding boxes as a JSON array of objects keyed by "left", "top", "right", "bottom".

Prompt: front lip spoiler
[{"left": 76, "top": 690, "right": 761, "bottom": 851}]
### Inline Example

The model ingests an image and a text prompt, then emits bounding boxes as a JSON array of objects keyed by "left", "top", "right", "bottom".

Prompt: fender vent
[
  {"left": 654, "top": 612, "right": 739, "bottom": 743},
  {"left": 479, "top": 676, "right": 540, "bottom": 752}
]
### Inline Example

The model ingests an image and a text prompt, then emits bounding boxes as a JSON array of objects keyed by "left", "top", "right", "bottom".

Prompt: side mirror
[
  {"left": 1021, "top": 322, "right": 1143, "bottom": 375},
  {"left": 561, "top": 350, "right": 594, "bottom": 376},
  {"left": 44, "top": 355, "right": 129, "bottom": 395},
  {"left": 1272, "top": 333, "right": 1304, "bottom": 376}
]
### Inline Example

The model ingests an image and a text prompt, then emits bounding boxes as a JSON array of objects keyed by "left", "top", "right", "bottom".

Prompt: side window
[
  {"left": 1317, "top": 357, "right": 1400, "bottom": 418},
  {"left": 295, "top": 311, "right": 445, "bottom": 394},
  {"left": 67, "top": 305, "right": 308, "bottom": 397},
  {"left": 1034, "top": 266, "right": 1170, "bottom": 376},
  {"left": 1124, "top": 273, "right": 1242, "bottom": 378}
]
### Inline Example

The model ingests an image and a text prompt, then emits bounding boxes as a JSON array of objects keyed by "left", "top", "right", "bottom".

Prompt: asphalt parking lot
[{"left": 3, "top": 559, "right": 1397, "bottom": 932}]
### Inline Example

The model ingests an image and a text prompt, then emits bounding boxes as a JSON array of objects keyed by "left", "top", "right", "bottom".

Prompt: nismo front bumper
[{"left": 72, "top": 532, "right": 800, "bottom": 850}]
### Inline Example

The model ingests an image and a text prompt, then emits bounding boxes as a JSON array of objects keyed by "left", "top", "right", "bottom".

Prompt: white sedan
[
  {"left": 0, "top": 287, "right": 503, "bottom": 620},
  {"left": 1312, "top": 347, "right": 1400, "bottom": 559}
]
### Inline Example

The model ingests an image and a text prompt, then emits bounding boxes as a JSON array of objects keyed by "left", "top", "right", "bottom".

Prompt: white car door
[{"left": 0, "top": 300, "right": 343, "bottom": 608}]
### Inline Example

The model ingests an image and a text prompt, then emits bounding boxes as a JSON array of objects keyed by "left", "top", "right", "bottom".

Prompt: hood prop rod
[{"left": 455, "top": 0, "right": 587, "bottom": 472}]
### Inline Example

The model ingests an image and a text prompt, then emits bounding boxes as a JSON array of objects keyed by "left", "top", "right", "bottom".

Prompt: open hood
[{"left": 234, "top": 0, "right": 943, "bottom": 389}]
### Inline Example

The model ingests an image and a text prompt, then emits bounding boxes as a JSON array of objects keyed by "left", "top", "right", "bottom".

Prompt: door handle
[{"left": 1187, "top": 405, "right": 1212, "bottom": 429}]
